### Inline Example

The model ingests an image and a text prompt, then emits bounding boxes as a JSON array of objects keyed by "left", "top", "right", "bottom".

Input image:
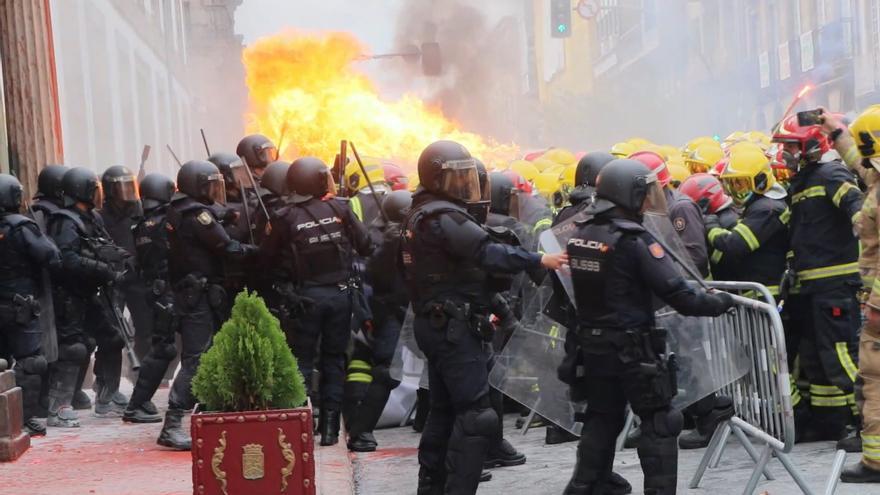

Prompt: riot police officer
[
  {"left": 346, "top": 190, "right": 411, "bottom": 452},
  {"left": 46, "top": 167, "right": 123, "bottom": 428},
  {"left": 236, "top": 134, "right": 278, "bottom": 180},
  {"left": 208, "top": 152, "right": 253, "bottom": 244},
  {"left": 555, "top": 151, "right": 616, "bottom": 225},
  {"left": 401, "top": 140, "right": 565, "bottom": 495},
  {"left": 0, "top": 174, "right": 62, "bottom": 436},
  {"left": 123, "top": 173, "right": 177, "bottom": 424},
  {"left": 158, "top": 161, "right": 257, "bottom": 450},
  {"left": 96, "top": 165, "right": 145, "bottom": 414},
  {"left": 261, "top": 157, "right": 373, "bottom": 447},
  {"left": 561, "top": 159, "right": 734, "bottom": 494}
]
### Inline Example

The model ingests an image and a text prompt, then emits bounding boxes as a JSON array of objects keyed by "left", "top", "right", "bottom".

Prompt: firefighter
[
  {"left": 678, "top": 173, "right": 740, "bottom": 282},
  {"left": 837, "top": 106, "right": 880, "bottom": 482},
  {"left": 344, "top": 157, "right": 388, "bottom": 225},
  {"left": 773, "top": 114, "right": 864, "bottom": 443}
]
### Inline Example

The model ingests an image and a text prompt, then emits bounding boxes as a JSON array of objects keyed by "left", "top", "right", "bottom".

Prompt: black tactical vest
[
  {"left": 0, "top": 214, "right": 39, "bottom": 298},
  {"left": 166, "top": 197, "right": 224, "bottom": 284},
  {"left": 568, "top": 219, "right": 626, "bottom": 328},
  {"left": 134, "top": 207, "right": 170, "bottom": 284},
  {"left": 279, "top": 198, "right": 354, "bottom": 286}
]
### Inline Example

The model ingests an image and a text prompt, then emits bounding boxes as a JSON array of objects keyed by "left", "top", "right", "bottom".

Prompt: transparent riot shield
[
  {"left": 488, "top": 280, "right": 586, "bottom": 435},
  {"left": 389, "top": 306, "right": 429, "bottom": 389}
]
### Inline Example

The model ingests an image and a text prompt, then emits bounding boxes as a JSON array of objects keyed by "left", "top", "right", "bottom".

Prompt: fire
[{"left": 242, "top": 31, "right": 518, "bottom": 168}]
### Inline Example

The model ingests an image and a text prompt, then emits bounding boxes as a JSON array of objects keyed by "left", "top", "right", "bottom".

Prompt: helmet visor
[
  {"left": 439, "top": 159, "right": 481, "bottom": 203},
  {"left": 230, "top": 161, "right": 251, "bottom": 188},
  {"left": 92, "top": 183, "right": 105, "bottom": 207},
  {"left": 721, "top": 176, "right": 753, "bottom": 204},
  {"left": 205, "top": 174, "right": 227, "bottom": 205},
  {"left": 686, "top": 160, "right": 709, "bottom": 174},
  {"left": 508, "top": 189, "right": 521, "bottom": 220},
  {"left": 255, "top": 144, "right": 278, "bottom": 166},
  {"left": 642, "top": 179, "right": 667, "bottom": 214},
  {"left": 107, "top": 176, "right": 140, "bottom": 202}
]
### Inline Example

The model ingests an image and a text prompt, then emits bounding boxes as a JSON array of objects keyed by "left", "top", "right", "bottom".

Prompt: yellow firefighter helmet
[
  {"left": 611, "top": 141, "right": 636, "bottom": 158},
  {"left": 542, "top": 148, "right": 577, "bottom": 166},
  {"left": 685, "top": 143, "right": 724, "bottom": 174},
  {"left": 666, "top": 156, "right": 689, "bottom": 188},
  {"left": 508, "top": 160, "right": 540, "bottom": 183},
  {"left": 850, "top": 105, "right": 880, "bottom": 159},
  {"left": 345, "top": 157, "right": 386, "bottom": 192},
  {"left": 719, "top": 150, "right": 774, "bottom": 205}
]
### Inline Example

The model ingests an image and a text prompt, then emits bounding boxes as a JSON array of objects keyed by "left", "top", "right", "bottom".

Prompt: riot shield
[
  {"left": 389, "top": 306, "right": 429, "bottom": 389},
  {"left": 488, "top": 281, "right": 585, "bottom": 434},
  {"left": 30, "top": 208, "right": 58, "bottom": 362}
]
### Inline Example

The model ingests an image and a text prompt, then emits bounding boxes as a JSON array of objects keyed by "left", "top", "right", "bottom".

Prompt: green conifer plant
[{"left": 192, "top": 290, "right": 307, "bottom": 412}]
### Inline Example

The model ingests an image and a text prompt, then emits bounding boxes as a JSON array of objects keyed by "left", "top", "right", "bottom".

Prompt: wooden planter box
[{"left": 191, "top": 405, "right": 315, "bottom": 495}]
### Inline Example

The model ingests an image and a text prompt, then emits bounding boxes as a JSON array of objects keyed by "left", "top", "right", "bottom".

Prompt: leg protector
[
  {"left": 568, "top": 409, "right": 625, "bottom": 489},
  {"left": 13, "top": 355, "right": 47, "bottom": 419},
  {"left": 444, "top": 399, "right": 499, "bottom": 495},
  {"left": 94, "top": 345, "right": 123, "bottom": 404},
  {"left": 638, "top": 408, "right": 682, "bottom": 495}
]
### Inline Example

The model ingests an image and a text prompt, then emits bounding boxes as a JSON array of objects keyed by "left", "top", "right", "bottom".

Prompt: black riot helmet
[
  {"left": 287, "top": 157, "right": 330, "bottom": 203},
  {"left": 468, "top": 159, "right": 491, "bottom": 224},
  {"left": 139, "top": 173, "right": 176, "bottom": 212},
  {"left": 262, "top": 160, "right": 291, "bottom": 197},
  {"left": 589, "top": 159, "right": 667, "bottom": 215},
  {"left": 236, "top": 134, "right": 277, "bottom": 171},
  {"left": 575, "top": 151, "right": 616, "bottom": 187},
  {"left": 489, "top": 171, "right": 516, "bottom": 216},
  {"left": 36, "top": 164, "right": 69, "bottom": 201},
  {"left": 102, "top": 165, "right": 140, "bottom": 205},
  {"left": 417, "top": 140, "right": 481, "bottom": 204},
  {"left": 177, "top": 160, "right": 227, "bottom": 205},
  {"left": 0, "top": 174, "right": 24, "bottom": 213},
  {"left": 62, "top": 167, "right": 103, "bottom": 209},
  {"left": 208, "top": 152, "right": 249, "bottom": 189},
  {"left": 381, "top": 190, "right": 413, "bottom": 223}
]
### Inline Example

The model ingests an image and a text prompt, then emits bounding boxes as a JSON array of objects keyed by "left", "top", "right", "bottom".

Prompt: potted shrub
[{"left": 190, "top": 291, "right": 314, "bottom": 495}]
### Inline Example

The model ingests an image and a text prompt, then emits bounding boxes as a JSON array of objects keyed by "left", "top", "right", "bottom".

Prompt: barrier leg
[
  {"left": 615, "top": 408, "right": 635, "bottom": 451},
  {"left": 521, "top": 397, "right": 541, "bottom": 436},
  {"left": 741, "top": 444, "right": 773, "bottom": 495},
  {"left": 709, "top": 422, "right": 733, "bottom": 468},
  {"left": 731, "top": 425, "right": 775, "bottom": 480},
  {"left": 689, "top": 421, "right": 729, "bottom": 488},
  {"left": 821, "top": 450, "right": 846, "bottom": 495},
  {"left": 769, "top": 450, "right": 816, "bottom": 495}
]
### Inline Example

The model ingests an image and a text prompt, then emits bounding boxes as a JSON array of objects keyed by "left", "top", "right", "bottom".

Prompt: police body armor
[
  {"left": 166, "top": 197, "right": 225, "bottom": 286},
  {"left": 49, "top": 209, "right": 117, "bottom": 295},
  {"left": 567, "top": 218, "right": 627, "bottom": 329},
  {"left": 278, "top": 198, "right": 355, "bottom": 287},
  {"left": 0, "top": 215, "right": 43, "bottom": 324},
  {"left": 401, "top": 198, "right": 487, "bottom": 309},
  {"left": 134, "top": 207, "right": 170, "bottom": 287}
]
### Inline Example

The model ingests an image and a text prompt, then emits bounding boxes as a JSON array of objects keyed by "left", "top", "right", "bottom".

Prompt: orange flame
[
  {"left": 242, "top": 31, "right": 518, "bottom": 168},
  {"left": 797, "top": 84, "right": 813, "bottom": 99}
]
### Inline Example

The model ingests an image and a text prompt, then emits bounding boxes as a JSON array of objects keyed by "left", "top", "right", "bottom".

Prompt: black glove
[
  {"left": 711, "top": 291, "right": 735, "bottom": 313},
  {"left": 704, "top": 214, "right": 721, "bottom": 232}
]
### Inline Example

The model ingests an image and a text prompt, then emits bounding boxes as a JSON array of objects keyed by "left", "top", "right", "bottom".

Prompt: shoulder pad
[
  {"left": 633, "top": 232, "right": 666, "bottom": 259},
  {"left": 49, "top": 209, "right": 86, "bottom": 232},
  {"left": 610, "top": 218, "right": 646, "bottom": 233},
  {"left": 0, "top": 213, "right": 36, "bottom": 229},
  {"left": 484, "top": 225, "right": 522, "bottom": 246}
]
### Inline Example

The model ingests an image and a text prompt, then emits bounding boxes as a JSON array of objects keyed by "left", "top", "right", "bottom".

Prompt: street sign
[{"left": 576, "top": 0, "right": 600, "bottom": 20}]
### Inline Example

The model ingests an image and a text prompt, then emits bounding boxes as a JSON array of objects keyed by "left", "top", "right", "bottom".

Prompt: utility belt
[
  {"left": 0, "top": 294, "right": 41, "bottom": 325},
  {"left": 568, "top": 326, "right": 678, "bottom": 408},
  {"left": 420, "top": 299, "right": 493, "bottom": 343},
  {"left": 173, "top": 274, "right": 226, "bottom": 311}
]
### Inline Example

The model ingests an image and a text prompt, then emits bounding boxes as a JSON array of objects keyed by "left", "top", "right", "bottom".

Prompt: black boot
[
  {"left": 836, "top": 431, "right": 862, "bottom": 453},
  {"left": 546, "top": 424, "right": 579, "bottom": 445},
  {"left": 600, "top": 472, "right": 633, "bottom": 495},
  {"left": 157, "top": 409, "right": 191, "bottom": 450},
  {"left": 623, "top": 426, "right": 640, "bottom": 449},
  {"left": 413, "top": 387, "right": 430, "bottom": 432},
  {"left": 46, "top": 361, "right": 81, "bottom": 428},
  {"left": 347, "top": 431, "right": 378, "bottom": 452},
  {"left": 123, "top": 403, "right": 163, "bottom": 423},
  {"left": 417, "top": 466, "right": 445, "bottom": 495},
  {"left": 840, "top": 462, "right": 880, "bottom": 483},
  {"left": 484, "top": 438, "right": 527, "bottom": 468},
  {"left": 72, "top": 362, "right": 91, "bottom": 410},
  {"left": 320, "top": 409, "right": 340, "bottom": 446}
]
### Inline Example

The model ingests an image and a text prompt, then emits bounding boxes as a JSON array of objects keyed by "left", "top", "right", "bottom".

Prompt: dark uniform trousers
[
  {"left": 414, "top": 313, "right": 494, "bottom": 495},
  {"left": 128, "top": 287, "right": 177, "bottom": 410},
  {"left": 295, "top": 285, "right": 352, "bottom": 411}
]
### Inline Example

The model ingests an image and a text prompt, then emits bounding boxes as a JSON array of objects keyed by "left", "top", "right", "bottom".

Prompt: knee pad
[
  {"left": 155, "top": 343, "right": 178, "bottom": 361},
  {"left": 59, "top": 343, "right": 89, "bottom": 364},
  {"left": 15, "top": 355, "right": 48, "bottom": 375},
  {"left": 460, "top": 404, "right": 499, "bottom": 438},
  {"left": 644, "top": 407, "right": 683, "bottom": 438}
]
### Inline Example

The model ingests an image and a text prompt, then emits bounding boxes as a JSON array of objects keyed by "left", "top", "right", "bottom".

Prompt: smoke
[{"left": 387, "top": 0, "right": 530, "bottom": 147}]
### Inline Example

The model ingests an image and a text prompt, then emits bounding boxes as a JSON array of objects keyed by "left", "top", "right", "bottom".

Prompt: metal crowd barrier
[{"left": 689, "top": 281, "right": 846, "bottom": 495}]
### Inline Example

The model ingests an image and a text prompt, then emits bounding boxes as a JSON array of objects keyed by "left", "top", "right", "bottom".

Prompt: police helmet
[
  {"left": 102, "top": 165, "right": 140, "bottom": 204},
  {"left": 177, "top": 160, "right": 226, "bottom": 205},
  {"left": 0, "top": 174, "right": 24, "bottom": 213},
  {"left": 236, "top": 134, "right": 277, "bottom": 171},
  {"left": 575, "top": 152, "right": 615, "bottom": 187},
  {"left": 417, "top": 140, "right": 481, "bottom": 204},
  {"left": 36, "top": 164, "right": 69, "bottom": 201},
  {"left": 139, "top": 173, "right": 176, "bottom": 212},
  {"left": 208, "top": 152, "right": 248, "bottom": 188},
  {"left": 62, "top": 167, "right": 103, "bottom": 208},
  {"left": 590, "top": 159, "right": 666, "bottom": 215},
  {"left": 287, "top": 157, "right": 330, "bottom": 203},
  {"left": 262, "top": 160, "right": 291, "bottom": 197},
  {"left": 489, "top": 172, "right": 516, "bottom": 216},
  {"left": 381, "top": 190, "right": 413, "bottom": 223}
]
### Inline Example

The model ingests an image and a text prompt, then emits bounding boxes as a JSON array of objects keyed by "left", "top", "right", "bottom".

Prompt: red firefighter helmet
[
  {"left": 711, "top": 158, "right": 728, "bottom": 177},
  {"left": 628, "top": 150, "right": 670, "bottom": 187},
  {"left": 501, "top": 169, "right": 534, "bottom": 194},
  {"left": 383, "top": 162, "right": 409, "bottom": 191},
  {"left": 771, "top": 114, "right": 830, "bottom": 164},
  {"left": 679, "top": 173, "right": 732, "bottom": 215}
]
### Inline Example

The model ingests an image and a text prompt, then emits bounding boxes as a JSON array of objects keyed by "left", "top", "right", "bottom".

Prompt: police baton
[
  {"left": 200, "top": 128, "right": 211, "bottom": 157},
  {"left": 166, "top": 144, "right": 183, "bottom": 168},
  {"left": 239, "top": 155, "right": 273, "bottom": 231},
  {"left": 348, "top": 141, "right": 390, "bottom": 223}
]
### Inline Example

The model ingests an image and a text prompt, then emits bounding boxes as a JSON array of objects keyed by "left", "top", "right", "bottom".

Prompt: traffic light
[{"left": 551, "top": 0, "right": 572, "bottom": 38}]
